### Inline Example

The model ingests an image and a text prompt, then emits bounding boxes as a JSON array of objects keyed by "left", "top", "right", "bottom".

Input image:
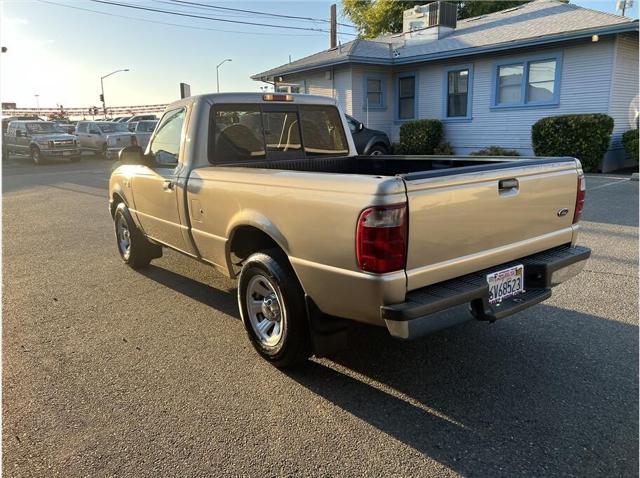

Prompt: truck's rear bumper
[{"left": 381, "top": 245, "right": 591, "bottom": 340}]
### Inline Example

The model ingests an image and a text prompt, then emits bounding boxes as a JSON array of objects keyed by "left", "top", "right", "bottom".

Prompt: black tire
[
  {"left": 238, "top": 250, "right": 312, "bottom": 368},
  {"left": 368, "top": 144, "right": 388, "bottom": 156},
  {"left": 113, "top": 202, "right": 162, "bottom": 269},
  {"left": 30, "top": 146, "right": 47, "bottom": 165}
]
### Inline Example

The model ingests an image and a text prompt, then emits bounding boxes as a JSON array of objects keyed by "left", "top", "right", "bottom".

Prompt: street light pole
[
  {"left": 216, "top": 59, "right": 232, "bottom": 93},
  {"left": 34, "top": 94, "right": 40, "bottom": 117},
  {"left": 100, "top": 68, "right": 130, "bottom": 118}
]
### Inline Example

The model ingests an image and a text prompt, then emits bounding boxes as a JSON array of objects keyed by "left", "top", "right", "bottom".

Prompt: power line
[
  {"left": 167, "top": 0, "right": 357, "bottom": 29},
  {"left": 88, "top": 0, "right": 357, "bottom": 35},
  {"left": 37, "top": 0, "right": 328, "bottom": 36}
]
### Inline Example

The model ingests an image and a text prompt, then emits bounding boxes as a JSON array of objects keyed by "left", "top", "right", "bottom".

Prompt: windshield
[
  {"left": 97, "top": 123, "right": 129, "bottom": 133},
  {"left": 137, "top": 121, "right": 158, "bottom": 133},
  {"left": 26, "top": 122, "right": 63, "bottom": 134}
]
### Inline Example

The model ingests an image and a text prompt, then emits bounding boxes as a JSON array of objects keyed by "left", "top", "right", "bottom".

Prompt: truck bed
[{"left": 220, "top": 155, "right": 573, "bottom": 180}]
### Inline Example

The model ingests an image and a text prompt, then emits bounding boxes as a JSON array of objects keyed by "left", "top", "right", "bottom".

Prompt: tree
[
  {"left": 342, "top": 0, "right": 419, "bottom": 38},
  {"left": 342, "top": 1, "right": 534, "bottom": 38}
]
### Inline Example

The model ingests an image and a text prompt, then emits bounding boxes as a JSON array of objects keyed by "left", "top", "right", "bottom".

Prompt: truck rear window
[{"left": 209, "top": 104, "right": 348, "bottom": 163}]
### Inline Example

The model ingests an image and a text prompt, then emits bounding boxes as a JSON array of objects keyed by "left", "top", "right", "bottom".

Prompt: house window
[
  {"left": 366, "top": 79, "right": 382, "bottom": 107},
  {"left": 363, "top": 74, "right": 387, "bottom": 110},
  {"left": 398, "top": 75, "right": 416, "bottom": 120},
  {"left": 447, "top": 69, "right": 470, "bottom": 118},
  {"left": 494, "top": 55, "right": 560, "bottom": 107},
  {"left": 527, "top": 60, "right": 556, "bottom": 103},
  {"left": 497, "top": 64, "right": 524, "bottom": 105}
]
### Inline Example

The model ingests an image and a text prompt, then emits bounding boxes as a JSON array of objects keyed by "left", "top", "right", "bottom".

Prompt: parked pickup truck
[
  {"left": 109, "top": 93, "right": 590, "bottom": 368},
  {"left": 3, "top": 120, "right": 80, "bottom": 164}
]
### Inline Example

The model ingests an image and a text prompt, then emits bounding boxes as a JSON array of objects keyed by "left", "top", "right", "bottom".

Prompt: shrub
[
  {"left": 433, "top": 142, "right": 455, "bottom": 155},
  {"left": 398, "top": 119, "right": 443, "bottom": 155},
  {"left": 531, "top": 113, "right": 614, "bottom": 172},
  {"left": 471, "top": 146, "right": 520, "bottom": 156},
  {"left": 622, "top": 129, "right": 639, "bottom": 163}
]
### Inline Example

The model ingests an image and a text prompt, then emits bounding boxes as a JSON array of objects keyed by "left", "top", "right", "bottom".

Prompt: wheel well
[
  {"left": 228, "top": 226, "right": 285, "bottom": 275},
  {"left": 370, "top": 142, "right": 388, "bottom": 151},
  {"left": 110, "top": 193, "right": 125, "bottom": 218}
]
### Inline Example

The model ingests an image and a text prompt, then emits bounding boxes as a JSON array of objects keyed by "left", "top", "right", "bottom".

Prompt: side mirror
[
  {"left": 118, "top": 145, "right": 145, "bottom": 165},
  {"left": 358, "top": 122, "right": 365, "bottom": 132}
]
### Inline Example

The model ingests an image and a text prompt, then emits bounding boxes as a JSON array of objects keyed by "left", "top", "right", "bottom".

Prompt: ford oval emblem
[{"left": 557, "top": 208, "right": 569, "bottom": 217}]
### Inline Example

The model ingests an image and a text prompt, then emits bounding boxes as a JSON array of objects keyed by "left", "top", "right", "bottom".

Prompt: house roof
[{"left": 252, "top": 0, "right": 638, "bottom": 81}]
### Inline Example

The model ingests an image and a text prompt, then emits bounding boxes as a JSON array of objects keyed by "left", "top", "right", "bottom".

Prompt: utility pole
[{"left": 330, "top": 4, "right": 337, "bottom": 49}]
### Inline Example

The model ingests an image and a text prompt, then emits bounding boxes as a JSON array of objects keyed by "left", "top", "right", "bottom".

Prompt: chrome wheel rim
[
  {"left": 245, "top": 274, "right": 285, "bottom": 347},
  {"left": 116, "top": 215, "right": 131, "bottom": 259},
  {"left": 32, "top": 149, "right": 41, "bottom": 163}
]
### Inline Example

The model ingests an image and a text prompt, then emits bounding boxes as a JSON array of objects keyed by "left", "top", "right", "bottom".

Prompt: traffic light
[{"left": 99, "top": 94, "right": 104, "bottom": 102}]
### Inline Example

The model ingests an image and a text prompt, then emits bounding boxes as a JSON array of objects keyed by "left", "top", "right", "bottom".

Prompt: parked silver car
[
  {"left": 131, "top": 120, "right": 158, "bottom": 150},
  {"left": 76, "top": 121, "right": 133, "bottom": 158}
]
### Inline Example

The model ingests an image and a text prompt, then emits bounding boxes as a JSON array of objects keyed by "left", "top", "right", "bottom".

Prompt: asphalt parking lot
[{"left": 3, "top": 155, "right": 638, "bottom": 477}]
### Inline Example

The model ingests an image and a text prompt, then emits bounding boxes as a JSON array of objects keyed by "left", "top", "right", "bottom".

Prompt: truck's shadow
[
  {"left": 139, "top": 264, "right": 240, "bottom": 320},
  {"left": 288, "top": 306, "right": 638, "bottom": 476}
]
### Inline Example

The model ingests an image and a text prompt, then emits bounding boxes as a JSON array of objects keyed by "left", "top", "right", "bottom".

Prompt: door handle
[
  {"left": 498, "top": 178, "right": 519, "bottom": 190},
  {"left": 163, "top": 180, "right": 174, "bottom": 191},
  {"left": 498, "top": 178, "right": 519, "bottom": 196}
]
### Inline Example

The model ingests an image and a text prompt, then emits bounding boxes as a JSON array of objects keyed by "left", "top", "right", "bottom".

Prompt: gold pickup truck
[{"left": 109, "top": 93, "right": 590, "bottom": 368}]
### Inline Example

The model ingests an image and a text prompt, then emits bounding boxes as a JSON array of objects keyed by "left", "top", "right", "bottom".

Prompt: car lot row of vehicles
[{"left": 1, "top": 116, "right": 159, "bottom": 164}]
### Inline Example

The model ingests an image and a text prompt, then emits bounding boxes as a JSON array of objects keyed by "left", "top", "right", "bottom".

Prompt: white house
[{"left": 252, "top": 0, "right": 639, "bottom": 172}]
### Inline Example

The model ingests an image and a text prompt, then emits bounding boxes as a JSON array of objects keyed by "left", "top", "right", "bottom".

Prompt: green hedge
[
  {"left": 531, "top": 114, "right": 614, "bottom": 172},
  {"left": 471, "top": 146, "right": 520, "bottom": 156},
  {"left": 622, "top": 129, "right": 639, "bottom": 163},
  {"left": 398, "top": 119, "right": 443, "bottom": 155}
]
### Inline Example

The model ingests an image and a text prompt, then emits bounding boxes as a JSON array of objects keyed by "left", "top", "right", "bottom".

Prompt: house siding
[
  {"left": 393, "top": 38, "right": 615, "bottom": 157},
  {"left": 278, "top": 33, "right": 638, "bottom": 171},
  {"left": 606, "top": 32, "right": 639, "bottom": 170},
  {"left": 352, "top": 65, "right": 394, "bottom": 134}
]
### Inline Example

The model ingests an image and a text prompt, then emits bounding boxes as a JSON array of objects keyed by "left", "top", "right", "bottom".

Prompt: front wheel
[
  {"left": 238, "top": 250, "right": 312, "bottom": 368},
  {"left": 113, "top": 202, "right": 162, "bottom": 268},
  {"left": 30, "top": 146, "right": 47, "bottom": 165}
]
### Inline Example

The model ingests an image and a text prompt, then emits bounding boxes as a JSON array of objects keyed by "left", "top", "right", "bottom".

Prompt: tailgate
[{"left": 403, "top": 160, "right": 578, "bottom": 291}]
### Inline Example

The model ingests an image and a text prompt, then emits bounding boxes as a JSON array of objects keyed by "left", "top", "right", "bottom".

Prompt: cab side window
[
  {"left": 149, "top": 108, "right": 185, "bottom": 166},
  {"left": 89, "top": 123, "right": 101, "bottom": 134},
  {"left": 76, "top": 123, "right": 88, "bottom": 134}
]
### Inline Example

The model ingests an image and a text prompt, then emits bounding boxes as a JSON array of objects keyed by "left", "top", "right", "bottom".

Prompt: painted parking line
[{"left": 587, "top": 178, "right": 631, "bottom": 191}]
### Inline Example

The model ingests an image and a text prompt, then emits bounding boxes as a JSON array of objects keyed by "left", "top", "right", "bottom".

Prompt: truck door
[
  {"left": 130, "top": 107, "right": 190, "bottom": 252},
  {"left": 88, "top": 123, "right": 103, "bottom": 151}
]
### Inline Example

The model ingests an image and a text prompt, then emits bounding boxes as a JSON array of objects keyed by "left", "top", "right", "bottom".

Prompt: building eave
[{"left": 251, "top": 21, "right": 638, "bottom": 81}]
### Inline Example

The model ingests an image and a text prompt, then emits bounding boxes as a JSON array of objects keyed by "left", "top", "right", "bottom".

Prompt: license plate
[{"left": 487, "top": 265, "right": 524, "bottom": 304}]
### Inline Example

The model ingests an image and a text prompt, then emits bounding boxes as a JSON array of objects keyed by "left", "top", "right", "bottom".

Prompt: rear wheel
[
  {"left": 238, "top": 250, "right": 312, "bottom": 368},
  {"left": 30, "top": 146, "right": 46, "bottom": 165},
  {"left": 368, "top": 144, "right": 388, "bottom": 156},
  {"left": 114, "top": 202, "right": 162, "bottom": 268}
]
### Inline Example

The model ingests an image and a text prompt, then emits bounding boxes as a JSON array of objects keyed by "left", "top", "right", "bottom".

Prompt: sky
[{"left": 1, "top": 0, "right": 637, "bottom": 110}]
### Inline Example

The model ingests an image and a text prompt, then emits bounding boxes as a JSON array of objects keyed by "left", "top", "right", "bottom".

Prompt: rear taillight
[
  {"left": 573, "top": 171, "right": 586, "bottom": 224},
  {"left": 356, "top": 204, "right": 407, "bottom": 273},
  {"left": 131, "top": 134, "right": 138, "bottom": 147}
]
